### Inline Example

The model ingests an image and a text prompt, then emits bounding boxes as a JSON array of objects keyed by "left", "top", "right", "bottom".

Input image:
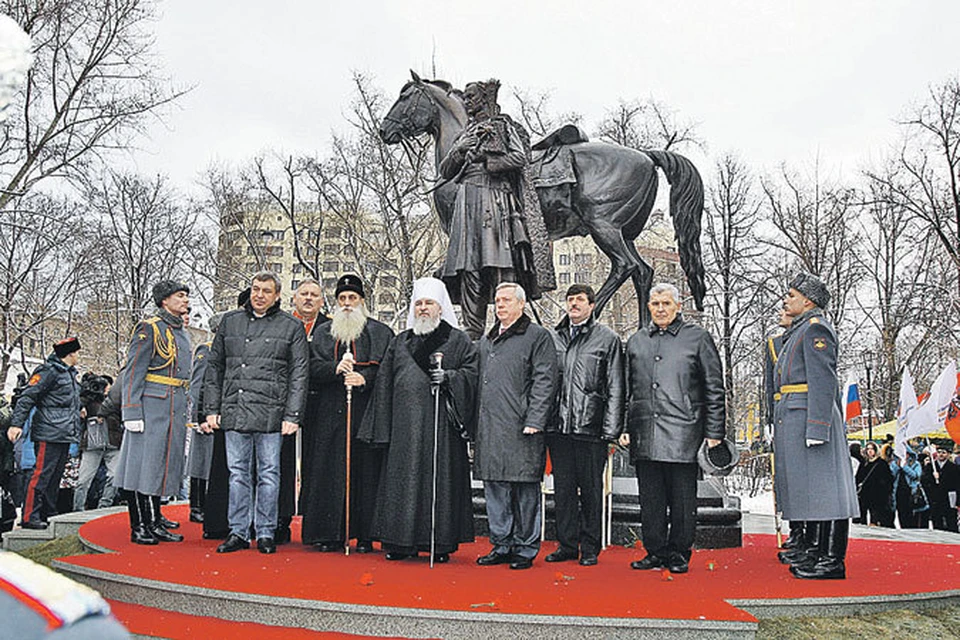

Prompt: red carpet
[{"left": 61, "top": 505, "right": 960, "bottom": 625}]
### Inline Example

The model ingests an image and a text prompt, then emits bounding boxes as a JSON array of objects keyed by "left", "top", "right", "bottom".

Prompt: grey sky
[{"left": 135, "top": 0, "right": 960, "bottom": 190}]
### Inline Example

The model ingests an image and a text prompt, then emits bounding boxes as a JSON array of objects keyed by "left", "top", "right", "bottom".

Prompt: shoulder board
[
  {"left": 144, "top": 316, "right": 162, "bottom": 325},
  {"left": 808, "top": 317, "right": 820, "bottom": 325}
]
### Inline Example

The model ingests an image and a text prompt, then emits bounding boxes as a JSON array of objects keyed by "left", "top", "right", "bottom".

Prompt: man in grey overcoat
[
  {"left": 474, "top": 282, "right": 558, "bottom": 570},
  {"left": 115, "top": 281, "right": 192, "bottom": 545},
  {"left": 773, "top": 272, "right": 859, "bottom": 580}
]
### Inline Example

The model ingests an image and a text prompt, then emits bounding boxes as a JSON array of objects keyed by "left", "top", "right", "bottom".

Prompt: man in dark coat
[
  {"left": 359, "top": 278, "right": 478, "bottom": 563},
  {"left": 185, "top": 313, "right": 221, "bottom": 524},
  {"left": 73, "top": 374, "right": 118, "bottom": 511},
  {"left": 299, "top": 274, "right": 394, "bottom": 552},
  {"left": 545, "top": 284, "right": 624, "bottom": 566},
  {"left": 474, "top": 282, "right": 558, "bottom": 570},
  {"left": 115, "top": 281, "right": 192, "bottom": 545},
  {"left": 8, "top": 338, "right": 82, "bottom": 529},
  {"left": 204, "top": 272, "right": 309, "bottom": 555},
  {"left": 773, "top": 272, "right": 859, "bottom": 579},
  {"left": 921, "top": 445, "right": 960, "bottom": 532},
  {"left": 622, "top": 283, "right": 725, "bottom": 575}
]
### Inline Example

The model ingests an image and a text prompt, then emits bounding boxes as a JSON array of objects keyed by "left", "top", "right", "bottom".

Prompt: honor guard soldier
[{"left": 115, "top": 280, "right": 192, "bottom": 545}]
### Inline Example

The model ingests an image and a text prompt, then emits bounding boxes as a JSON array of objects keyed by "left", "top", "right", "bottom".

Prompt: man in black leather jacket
[
  {"left": 544, "top": 284, "right": 624, "bottom": 566},
  {"left": 622, "top": 283, "right": 725, "bottom": 574}
]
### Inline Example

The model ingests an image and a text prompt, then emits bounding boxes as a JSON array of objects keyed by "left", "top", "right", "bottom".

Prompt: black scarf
[{"left": 406, "top": 320, "right": 453, "bottom": 374}]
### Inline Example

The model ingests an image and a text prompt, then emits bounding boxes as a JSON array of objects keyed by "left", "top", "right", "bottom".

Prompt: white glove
[
  {"left": 124, "top": 420, "right": 145, "bottom": 433},
  {"left": 806, "top": 438, "right": 824, "bottom": 447}
]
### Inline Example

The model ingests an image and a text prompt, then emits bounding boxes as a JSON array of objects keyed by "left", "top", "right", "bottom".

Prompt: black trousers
[
  {"left": 930, "top": 502, "right": 960, "bottom": 532},
  {"left": 277, "top": 433, "right": 297, "bottom": 530},
  {"left": 547, "top": 435, "right": 606, "bottom": 557},
  {"left": 636, "top": 460, "right": 698, "bottom": 561},
  {"left": 22, "top": 441, "right": 70, "bottom": 525},
  {"left": 203, "top": 429, "right": 229, "bottom": 536}
]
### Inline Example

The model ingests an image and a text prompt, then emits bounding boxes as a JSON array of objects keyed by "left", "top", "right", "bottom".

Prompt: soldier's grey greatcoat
[
  {"left": 115, "top": 309, "right": 192, "bottom": 497},
  {"left": 474, "top": 315, "right": 558, "bottom": 483},
  {"left": 185, "top": 342, "right": 213, "bottom": 480},
  {"left": 772, "top": 309, "right": 859, "bottom": 521}
]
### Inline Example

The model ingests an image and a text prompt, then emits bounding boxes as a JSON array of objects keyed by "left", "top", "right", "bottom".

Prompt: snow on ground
[{"left": 733, "top": 488, "right": 775, "bottom": 515}]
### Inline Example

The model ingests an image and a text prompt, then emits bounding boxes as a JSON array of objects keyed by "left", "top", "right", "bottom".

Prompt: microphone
[{"left": 430, "top": 352, "right": 444, "bottom": 390}]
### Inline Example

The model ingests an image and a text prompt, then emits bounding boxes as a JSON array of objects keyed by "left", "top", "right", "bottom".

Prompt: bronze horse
[{"left": 379, "top": 72, "right": 706, "bottom": 326}]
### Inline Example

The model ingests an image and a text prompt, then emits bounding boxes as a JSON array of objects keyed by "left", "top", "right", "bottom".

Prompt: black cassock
[
  {"left": 359, "top": 321, "right": 477, "bottom": 555},
  {"left": 299, "top": 318, "right": 394, "bottom": 546}
]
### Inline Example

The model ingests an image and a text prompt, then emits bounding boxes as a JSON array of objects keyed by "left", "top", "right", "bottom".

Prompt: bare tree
[
  {"left": 596, "top": 98, "right": 702, "bottom": 151},
  {"left": 510, "top": 88, "right": 582, "bottom": 139},
  {"left": 703, "top": 153, "right": 775, "bottom": 433},
  {"left": 0, "top": 0, "right": 185, "bottom": 210}
]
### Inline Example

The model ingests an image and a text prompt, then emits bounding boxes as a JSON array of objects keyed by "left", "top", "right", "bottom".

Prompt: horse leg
[
  {"left": 624, "top": 240, "right": 654, "bottom": 327},
  {"left": 588, "top": 223, "right": 639, "bottom": 317}
]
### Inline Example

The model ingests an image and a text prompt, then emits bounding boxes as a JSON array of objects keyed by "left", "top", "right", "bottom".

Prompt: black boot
[
  {"left": 189, "top": 478, "right": 206, "bottom": 523},
  {"left": 125, "top": 490, "right": 158, "bottom": 545},
  {"left": 782, "top": 520, "right": 805, "bottom": 549},
  {"left": 791, "top": 519, "right": 848, "bottom": 580},
  {"left": 779, "top": 521, "right": 819, "bottom": 565},
  {"left": 152, "top": 495, "right": 180, "bottom": 529},
  {"left": 143, "top": 493, "right": 183, "bottom": 542}
]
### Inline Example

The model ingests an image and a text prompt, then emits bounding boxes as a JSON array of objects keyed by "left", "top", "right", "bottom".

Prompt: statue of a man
[{"left": 438, "top": 79, "right": 538, "bottom": 339}]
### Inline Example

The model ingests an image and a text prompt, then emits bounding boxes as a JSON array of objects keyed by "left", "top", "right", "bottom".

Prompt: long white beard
[
  {"left": 330, "top": 304, "right": 368, "bottom": 344},
  {"left": 412, "top": 315, "right": 441, "bottom": 336}
]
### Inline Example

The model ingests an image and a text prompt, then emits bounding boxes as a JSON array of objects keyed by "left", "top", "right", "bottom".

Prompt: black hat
[
  {"left": 788, "top": 272, "right": 830, "bottom": 309},
  {"left": 152, "top": 280, "right": 190, "bottom": 308},
  {"left": 53, "top": 337, "right": 81, "bottom": 359},
  {"left": 335, "top": 274, "right": 365, "bottom": 299},
  {"left": 697, "top": 439, "right": 739, "bottom": 477}
]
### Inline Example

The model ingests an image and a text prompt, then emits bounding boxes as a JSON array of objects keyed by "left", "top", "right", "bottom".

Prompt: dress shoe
[
  {"left": 356, "top": 540, "right": 374, "bottom": 553},
  {"left": 545, "top": 548, "right": 579, "bottom": 563},
  {"left": 20, "top": 520, "right": 48, "bottom": 530},
  {"left": 778, "top": 547, "right": 813, "bottom": 565},
  {"left": 257, "top": 537, "right": 277, "bottom": 554},
  {"left": 150, "top": 524, "right": 184, "bottom": 542},
  {"left": 217, "top": 534, "right": 249, "bottom": 553},
  {"left": 509, "top": 557, "right": 533, "bottom": 570},
  {"left": 385, "top": 551, "right": 412, "bottom": 561},
  {"left": 630, "top": 554, "right": 665, "bottom": 570},
  {"left": 130, "top": 525, "right": 159, "bottom": 545},
  {"left": 790, "top": 557, "right": 845, "bottom": 580},
  {"left": 202, "top": 530, "right": 229, "bottom": 540},
  {"left": 158, "top": 515, "right": 180, "bottom": 529},
  {"left": 667, "top": 553, "right": 689, "bottom": 574},
  {"left": 476, "top": 551, "right": 514, "bottom": 566},
  {"left": 274, "top": 527, "right": 291, "bottom": 545},
  {"left": 579, "top": 555, "right": 598, "bottom": 566},
  {"left": 316, "top": 542, "right": 344, "bottom": 552},
  {"left": 189, "top": 509, "right": 204, "bottom": 523}
]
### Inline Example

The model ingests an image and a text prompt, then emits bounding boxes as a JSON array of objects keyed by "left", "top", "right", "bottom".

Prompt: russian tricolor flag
[{"left": 844, "top": 377, "right": 862, "bottom": 422}]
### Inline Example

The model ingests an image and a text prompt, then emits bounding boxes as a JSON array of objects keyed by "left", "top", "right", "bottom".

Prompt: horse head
[{"left": 379, "top": 70, "right": 464, "bottom": 145}]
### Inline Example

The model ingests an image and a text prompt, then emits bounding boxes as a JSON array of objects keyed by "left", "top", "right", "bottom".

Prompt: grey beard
[
  {"left": 330, "top": 305, "right": 368, "bottom": 344},
  {"left": 412, "top": 315, "right": 441, "bottom": 336}
]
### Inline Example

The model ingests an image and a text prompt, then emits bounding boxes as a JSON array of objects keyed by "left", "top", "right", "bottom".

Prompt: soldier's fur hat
[
  {"left": 53, "top": 336, "right": 81, "bottom": 359},
  {"left": 697, "top": 438, "right": 739, "bottom": 477},
  {"left": 788, "top": 272, "right": 830, "bottom": 309},
  {"left": 152, "top": 280, "right": 189, "bottom": 308}
]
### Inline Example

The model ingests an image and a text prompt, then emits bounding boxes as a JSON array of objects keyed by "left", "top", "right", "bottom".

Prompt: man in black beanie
[
  {"left": 8, "top": 337, "right": 82, "bottom": 529},
  {"left": 773, "top": 271, "right": 859, "bottom": 579},
  {"left": 114, "top": 280, "right": 192, "bottom": 545}
]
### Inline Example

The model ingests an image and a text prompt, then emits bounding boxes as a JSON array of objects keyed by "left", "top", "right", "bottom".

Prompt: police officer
[
  {"left": 114, "top": 280, "right": 192, "bottom": 545},
  {"left": 8, "top": 338, "right": 82, "bottom": 530},
  {"left": 773, "top": 272, "right": 859, "bottom": 579}
]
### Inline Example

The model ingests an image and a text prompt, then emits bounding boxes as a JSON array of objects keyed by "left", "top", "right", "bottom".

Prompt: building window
[
  {"left": 323, "top": 277, "right": 338, "bottom": 289},
  {"left": 291, "top": 279, "right": 301, "bottom": 290},
  {"left": 324, "top": 226, "right": 342, "bottom": 238},
  {"left": 574, "top": 253, "right": 591, "bottom": 266},
  {"left": 268, "top": 263, "right": 283, "bottom": 274},
  {"left": 381, "top": 275, "right": 397, "bottom": 287},
  {"left": 559, "top": 273, "right": 571, "bottom": 285},
  {"left": 323, "top": 260, "right": 339, "bottom": 272},
  {"left": 378, "top": 311, "right": 395, "bottom": 323},
  {"left": 292, "top": 264, "right": 302, "bottom": 274},
  {"left": 558, "top": 254, "right": 570, "bottom": 266},
  {"left": 575, "top": 271, "right": 590, "bottom": 284},
  {"left": 323, "top": 244, "right": 338, "bottom": 254}
]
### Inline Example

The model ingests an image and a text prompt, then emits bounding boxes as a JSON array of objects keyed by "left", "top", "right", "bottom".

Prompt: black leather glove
[{"left": 430, "top": 368, "right": 447, "bottom": 387}]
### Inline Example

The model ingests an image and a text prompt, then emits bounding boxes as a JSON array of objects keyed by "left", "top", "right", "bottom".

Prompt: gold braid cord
[{"left": 142, "top": 317, "right": 177, "bottom": 371}]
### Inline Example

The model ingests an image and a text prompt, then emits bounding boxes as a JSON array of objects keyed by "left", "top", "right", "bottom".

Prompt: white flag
[
  {"left": 894, "top": 366, "right": 919, "bottom": 463},
  {"left": 908, "top": 361, "right": 956, "bottom": 440}
]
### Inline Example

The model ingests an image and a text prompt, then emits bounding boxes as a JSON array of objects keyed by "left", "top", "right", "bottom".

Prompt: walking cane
[
  {"left": 342, "top": 351, "right": 355, "bottom": 556},
  {"left": 429, "top": 352, "right": 444, "bottom": 568},
  {"left": 770, "top": 452, "right": 783, "bottom": 548}
]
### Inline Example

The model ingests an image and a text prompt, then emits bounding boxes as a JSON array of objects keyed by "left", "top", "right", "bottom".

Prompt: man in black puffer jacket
[
  {"left": 8, "top": 338, "right": 82, "bottom": 529},
  {"left": 204, "top": 272, "right": 309, "bottom": 555}
]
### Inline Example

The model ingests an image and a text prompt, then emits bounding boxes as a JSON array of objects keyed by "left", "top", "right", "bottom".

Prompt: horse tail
[{"left": 644, "top": 149, "right": 706, "bottom": 311}]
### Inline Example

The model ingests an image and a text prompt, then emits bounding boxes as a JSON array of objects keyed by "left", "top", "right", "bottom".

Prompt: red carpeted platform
[{"left": 56, "top": 505, "right": 960, "bottom": 634}]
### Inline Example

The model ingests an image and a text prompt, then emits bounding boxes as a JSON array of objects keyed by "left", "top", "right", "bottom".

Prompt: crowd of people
[{"left": 850, "top": 438, "right": 960, "bottom": 532}]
